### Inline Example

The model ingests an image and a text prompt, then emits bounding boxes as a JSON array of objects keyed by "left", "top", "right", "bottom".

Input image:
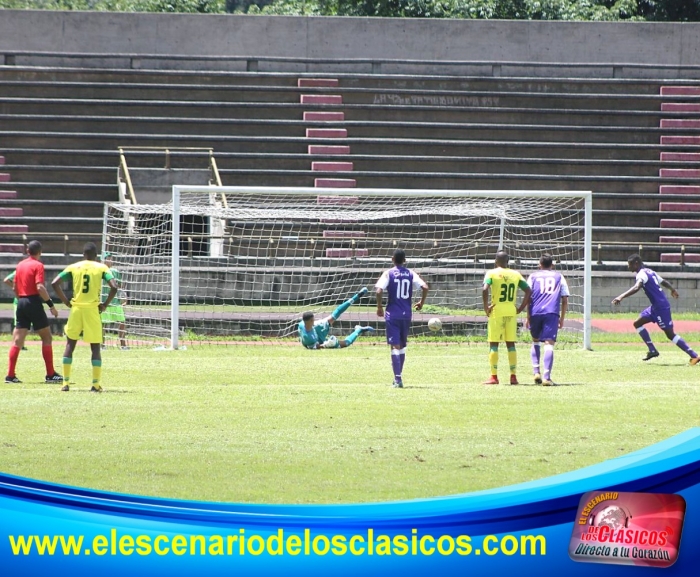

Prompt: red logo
[{"left": 569, "top": 491, "right": 685, "bottom": 568}]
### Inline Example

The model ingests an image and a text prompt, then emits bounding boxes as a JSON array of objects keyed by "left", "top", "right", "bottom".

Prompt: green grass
[{"left": 1, "top": 343, "right": 698, "bottom": 505}]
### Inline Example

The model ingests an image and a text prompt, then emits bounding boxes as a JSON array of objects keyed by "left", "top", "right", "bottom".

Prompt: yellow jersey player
[
  {"left": 482, "top": 251, "right": 531, "bottom": 385},
  {"left": 51, "top": 242, "right": 118, "bottom": 392}
]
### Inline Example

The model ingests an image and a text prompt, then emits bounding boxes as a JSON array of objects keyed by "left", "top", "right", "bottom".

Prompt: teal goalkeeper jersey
[
  {"left": 298, "top": 320, "right": 331, "bottom": 349},
  {"left": 101, "top": 267, "right": 123, "bottom": 306}
]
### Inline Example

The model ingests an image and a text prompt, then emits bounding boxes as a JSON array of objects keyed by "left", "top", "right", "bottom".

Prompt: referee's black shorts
[{"left": 15, "top": 295, "right": 49, "bottom": 331}]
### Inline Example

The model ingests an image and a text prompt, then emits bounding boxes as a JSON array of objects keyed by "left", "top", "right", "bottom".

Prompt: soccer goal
[{"left": 102, "top": 186, "right": 592, "bottom": 349}]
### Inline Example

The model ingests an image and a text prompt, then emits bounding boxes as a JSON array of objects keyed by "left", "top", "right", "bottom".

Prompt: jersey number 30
[{"left": 499, "top": 283, "right": 515, "bottom": 302}]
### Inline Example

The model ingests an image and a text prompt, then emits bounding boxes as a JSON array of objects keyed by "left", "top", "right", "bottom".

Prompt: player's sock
[
  {"left": 92, "top": 359, "right": 102, "bottom": 387},
  {"left": 489, "top": 345, "right": 499, "bottom": 376},
  {"left": 8, "top": 346, "right": 20, "bottom": 377},
  {"left": 637, "top": 327, "right": 658, "bottom": 353},
  {"left": 672, "top": 334, "right": 696, "bottom": 357},
  {"left": 399, "top": 347, "right": 406, "bottom": 373},
  {"left": 41, "top": 345, "right": 55, "bottom": 376},
  {"left": 331, "top": 287, "right": 368, "bottom": 320},
  {"left": 63, "top": 357, "right": 72, "bottom": 384},
  {"left": 507, "top": 346, "right": 517, "bottom": 375},
  {"left": 391, "top": 349, "right": 402, "bottom": 380},
  {"left": 543, "top": 344, "right": 555, "bottom": 380},
  {"left": 343, "top": 327, "right": 363, "bottom": 346},
  {"left": 530, "top": 342, "right": 541, "bottom": 374}
]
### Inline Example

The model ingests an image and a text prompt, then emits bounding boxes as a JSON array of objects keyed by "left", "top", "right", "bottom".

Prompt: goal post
[{"left": 102, "top": 186, "right": 592, "bottom": 350}]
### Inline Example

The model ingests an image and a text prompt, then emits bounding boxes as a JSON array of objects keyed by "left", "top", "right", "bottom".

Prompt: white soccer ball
[
  {"left": 427, "top": 318, "right": 442, "bottom": 332},
  {"left": 322, "top": 335, "right": 339, "bottom": 349}
]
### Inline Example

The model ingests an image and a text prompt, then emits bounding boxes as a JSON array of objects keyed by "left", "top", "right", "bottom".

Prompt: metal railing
[{"left": 4, "top": 50, "right": 700, "bottom": 79}]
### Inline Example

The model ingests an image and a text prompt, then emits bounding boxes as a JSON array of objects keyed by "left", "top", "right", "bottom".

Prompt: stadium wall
[{"left": 0, "top": 11, "right": 699, "bottom": 72}]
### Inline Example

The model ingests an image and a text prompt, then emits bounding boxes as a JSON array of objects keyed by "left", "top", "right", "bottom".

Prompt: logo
[{"left": 569, "top": 491, "right": 685, "bottom": 568}]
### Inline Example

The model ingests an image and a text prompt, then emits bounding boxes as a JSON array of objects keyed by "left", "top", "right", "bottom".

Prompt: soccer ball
[
  {"left": 427, "top": 318, "right": 442, "bottom": 332},
  {"left": 322, "top": 335, "right": 339, "bottom": 349}
]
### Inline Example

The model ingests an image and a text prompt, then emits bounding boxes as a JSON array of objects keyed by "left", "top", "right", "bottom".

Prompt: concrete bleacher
[{"left": 0, "top": 62, "right": 699, "bottom": 265}]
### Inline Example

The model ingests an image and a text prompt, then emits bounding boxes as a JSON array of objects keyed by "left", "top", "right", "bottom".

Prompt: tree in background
[{"left": 0, "top": 0, "right": 699, "bottom": 20}]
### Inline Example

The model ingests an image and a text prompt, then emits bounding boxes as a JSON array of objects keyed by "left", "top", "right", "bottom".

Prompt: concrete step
[
  {"left": 302, "top": 111, "right": 345, "bottom": 121},
  {"left": 660, "top": 136, "right": 700, "bottom": 145},
  {"left": 306, "top": 128, "right": 347, "bottom": 138},
  {"left": 0, "top": 190, "right": 17, "bottom": 200},
  {"left": 322, "top": 231, "right": 367, "bottom": 238},
  {"left": 300, "top": 95, "right": 342, "bottom": 105},
  {"left": 659, "top": 236, "right": 700, "bottom": 244},
  {"left": 314, "top": 178, "right": 356, "bottom": 188},
  {"left": 311, "top": 162, "right": 353, "bottom": 172},
  {"left": 660, "top": 253, "right": 700, "bottom": 263},
  {"left": 659, "top": 185, "right": 700, "bottom": 195},
  {"left": 0, "top": 224, "right": 29, "bottom": 233},
  {"left": 659, "top": 202, "right": 700, "bottom": 211},
  {"left": 660, "top": 119, "right": 700, "bottom": 129},
  {"left": 0, "top": 156, "right": 4, "bottom": 165},
  {"left": 298, "top": 79, "right": 339, "bottom": 88},
  {"left": 0, "top": 174, "right": 10, "bottom": 183},
  {"left": 661, "top": 219, "right": 700, "bottom": 228},
  {"left": 308, "top": 145, "right": 350, "bottom": 155},
  {"left": 660, "top": 87, "right": 700, "bottom": 96},
  {"left": 0, "top": 208, "right": 22, "bottom": 217},
  {"left": 326, "top": 248, "right": 369, "bottom": 258},
  {"left": 660, "top": 152, "right": 700, "bottom": 161},
  {"left": 661, "top": 103, "right": 700, "bottom": 112},
  {"left": 0, "top": 243, "right": 24, "bottom": 254},
  {"left": 659, "top": 168, "right": 700, "bottom": 178}
]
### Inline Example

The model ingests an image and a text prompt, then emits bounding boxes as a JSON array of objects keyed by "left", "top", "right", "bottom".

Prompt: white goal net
[{"left": 101, "top": 186, "right": 592, "bottom": 349}]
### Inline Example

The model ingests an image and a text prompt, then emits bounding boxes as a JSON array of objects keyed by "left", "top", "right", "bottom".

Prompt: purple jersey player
[
  {"left": 526, "top": 254, "right": 570, "bottom": 386},
  {"left": 612, "top": 254, "right": 699, "bottom": 364},
  {"left": 375, "top": 249, "right": 429, "bottom": 388}
]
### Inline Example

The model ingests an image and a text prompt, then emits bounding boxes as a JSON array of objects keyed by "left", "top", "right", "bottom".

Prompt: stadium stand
[{"left": 1, "top": 57, "right": 700, "bottom": 267}]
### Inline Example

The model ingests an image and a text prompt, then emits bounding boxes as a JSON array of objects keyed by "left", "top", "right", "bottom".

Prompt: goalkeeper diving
[{"left": 298, "top": 287, "right": 374, "bottom": 349}]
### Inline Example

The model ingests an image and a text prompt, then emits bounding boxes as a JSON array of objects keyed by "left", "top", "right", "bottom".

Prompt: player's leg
[
  {"left": 36, "top": 326, "right": 62, "bottom": 382},
  {"left": 539, "top": 314, "right": 560, "bottom": 385},
  {"left": 529, "top": 315, "right": 543, "bottom": 384},
  {"left": 330, "top": 287, "right": 369, "bottom": 323},
  {"left": 338, "top": 325, "right": 374, "bottom": 348},
  {"left": 62, "top": 308, "right": 84, "bottom": 390},
  {"left": 395, "top": 320, "right": 410, "bottom": 386},
  {"left": 484, "top": 316, "right": 500, "bottom": 384},
  {"left": 634, "top": 308, "right": 659, "bottom": 360},
  {"left": 61, "top": 338, "right": 77, "bottom": 391},
  {"left": 385, "top": 319, "right": 403, "bottom": 387},
  {"left": 12, "top": 299, "right": 26, "bottom": 351},
  {"left": 83, "top": 307, "right": 104, "bottom": 391},
  {"left": 118, "top": 321, "right": 128, "bottom": 349},
  {"left": 505, "top": 316, "right": 518, "bottom": 385},
  {"left": 661, "top": 326, "right": 699, "bottom": 363},
  {"left": 6, "top": 325, "right": 28, "bottom": 383}
]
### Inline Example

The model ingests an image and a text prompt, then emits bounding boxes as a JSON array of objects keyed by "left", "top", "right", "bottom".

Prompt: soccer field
[{"left": 0, "top": 342, "right": 698, "bottom": 504}]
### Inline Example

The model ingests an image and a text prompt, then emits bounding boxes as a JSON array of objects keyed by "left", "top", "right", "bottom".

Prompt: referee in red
[{"left": 6, "top": 240, "right": 62, "bottom": 384}]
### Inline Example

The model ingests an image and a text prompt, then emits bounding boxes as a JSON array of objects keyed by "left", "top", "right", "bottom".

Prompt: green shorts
[{"left": 101, "top": 304, "right": 126, "bottom": 323}]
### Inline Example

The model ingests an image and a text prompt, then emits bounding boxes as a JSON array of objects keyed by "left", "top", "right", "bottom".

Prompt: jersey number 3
[
  {"left": 498, "top": 283, "right": 515, "bottom": 302},
  {"left": 82, "top": 274, "right": 90, "bottom": 293}
]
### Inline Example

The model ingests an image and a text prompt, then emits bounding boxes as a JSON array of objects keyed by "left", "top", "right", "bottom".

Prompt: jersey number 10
[{"left": 393, "top": 278, "right": 411, "bottom": 299}]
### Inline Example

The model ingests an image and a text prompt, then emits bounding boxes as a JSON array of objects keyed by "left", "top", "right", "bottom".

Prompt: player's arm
[
  {"left": 612, "top": 280, "right": 642, "bottom": 305},
  {"left": 559, "top": 276, "right": 570, "bottom": 328},
  {"left": 33, "top": 268, "right": 58, "bottom": 318},
  {"left": 559, "top": 296, "right": 569, "bottom": 329},
  {"left": 100, "top": 271, "right": 118, "bottom": 313},
  {"left": 482, "top": 275, "right": 493, "bottom": 316},
  {"left": 413, "top": 272, "right": 429, "bottom": 311},
  {"left": 515, "top": 278, "right": 531, "bottom": 314},
  {"left": 660, "top": 279, "right": 679, "bottom": 299},
  {"left": 51, "top": 270, "right": 72, "bottom": 308},
  {"left": 3, "top": 273, "right": 13, "bottom": 289},
  {"left": 375, "top": 271, "right": 389, "bottom": 317}
]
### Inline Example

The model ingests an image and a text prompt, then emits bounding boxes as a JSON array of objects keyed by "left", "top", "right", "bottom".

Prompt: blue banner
[{"left": 2, "top": 428, "right": 699, "bottom": 576}]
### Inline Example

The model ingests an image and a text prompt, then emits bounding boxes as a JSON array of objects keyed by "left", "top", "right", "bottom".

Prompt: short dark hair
[
  {"left": 495, "top": 250, "right": 509, "bottom": 265},
  {"left": 393, "top": 249, "right": 406, "bottom": 265},
  {"left": 628, "top": 254, "right": 643, "bottom": 266},
  {"left": 540, "top": 254, "right": 554, "bottom": 268},
  {"left": 302, "top": 311, "right": 315, "bottom": 322},
  {"left": 27, "top": 240, "right": 42, "bottom": 256},
  {"left": 83, "top": 242, "right": 98, "bottom": 260}
]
